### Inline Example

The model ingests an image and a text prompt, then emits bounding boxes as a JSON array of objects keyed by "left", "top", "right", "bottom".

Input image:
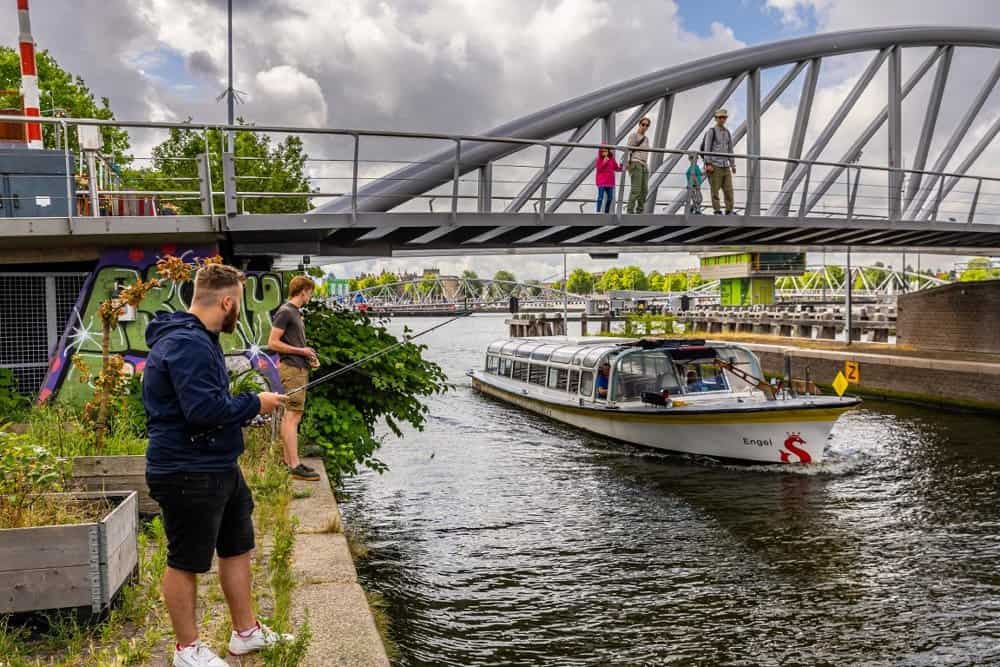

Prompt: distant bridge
[
  {"left": 346, "top": 265, "right": 950, "bottom": 312},
  {"left": 4, "top": 27, "right": 1000, "bottom": 265}
]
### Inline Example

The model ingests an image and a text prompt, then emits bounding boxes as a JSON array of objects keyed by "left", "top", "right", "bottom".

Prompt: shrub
[
  {"left": 0, "top": 369, "right": 29, "bottom": 421},
  {"left": 300, "top": 304, "right": 449, "bottom": 479}
]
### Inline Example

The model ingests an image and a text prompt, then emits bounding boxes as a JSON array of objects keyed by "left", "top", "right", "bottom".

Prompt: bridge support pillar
[
  {"left": 580, "top": 312, "right": 588, "bottom": 337},
  {"left": 478, "top": 164, "right": 493, "bottom": 212},
  {"left": 745, "top": 68, "right": 762, "bottom": 216}
]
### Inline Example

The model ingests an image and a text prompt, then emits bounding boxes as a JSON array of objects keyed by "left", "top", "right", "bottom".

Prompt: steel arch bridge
[
  {"left": 282, "top": 26, "right": 1000, "bottom": 258},
  {"left": 347, "top": 277, "right": 589, "bottom": 312}
]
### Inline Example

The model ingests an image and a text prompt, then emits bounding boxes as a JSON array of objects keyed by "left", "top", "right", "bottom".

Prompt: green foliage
[
  {"left": 566, "top": 268, "right": 595, "bottom": 294},
  {"left": 300, "top": 304, "right": 449, "bottom": 478},
  {"left": 25, "top": 404, "right": 146, "bottom": 458},
  {"left": 123, "top": 121, "right": 314, "bottom": 214},
  {"left": 623, "top": 312, "right": 675, "bottom": 337},
  {"left": 230, "top": 368, "right": 267, "bottom": 396},
  {"left": 596, "top": 265, "right": 649, "bottom": 292},
  {"left": 493, "top": 269, "right": 517, "bottom": 284},
  {"left": 0, "top": 432, "right": 71, "bottom": 528},
  {"left": 0, "top": 47, "right": 131, "bottom": 161},
  {"left": 0, "top": 368, "right": 29, "bottom": 421}
]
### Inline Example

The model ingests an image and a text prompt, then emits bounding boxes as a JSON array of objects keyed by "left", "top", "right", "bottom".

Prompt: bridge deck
[{"left": 3, "top": 212, "right": 998, "bottom": 258}]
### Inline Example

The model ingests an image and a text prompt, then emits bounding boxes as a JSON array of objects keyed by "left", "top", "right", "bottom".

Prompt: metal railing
[{"left": 2, "top": 114, "right": 1000, "bottom": 227}]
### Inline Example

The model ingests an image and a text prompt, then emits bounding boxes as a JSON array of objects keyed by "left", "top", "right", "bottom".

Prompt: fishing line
[{"left": 285, "top": 311, "right": 471, "bottom": 396}]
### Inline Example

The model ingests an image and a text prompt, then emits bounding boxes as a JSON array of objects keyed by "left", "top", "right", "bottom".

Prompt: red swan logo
[{"left": 780, "top": 432, "right": 811, "bottom": 463}]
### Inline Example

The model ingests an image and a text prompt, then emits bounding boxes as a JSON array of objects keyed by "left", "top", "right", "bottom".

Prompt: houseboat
[{"left": 469, "top": 337, "right": 860, "bottom": 464}]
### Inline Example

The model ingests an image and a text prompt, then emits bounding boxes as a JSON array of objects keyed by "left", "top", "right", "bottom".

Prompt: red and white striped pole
[{"left": 16, "top": 0, "right": 43, "bottom": 149}]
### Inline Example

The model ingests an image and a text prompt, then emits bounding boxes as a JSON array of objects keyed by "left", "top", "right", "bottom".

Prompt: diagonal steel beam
[
  {"left": 646, "top": 95, "right": 675, "bottom": 180},
  {"left": 664, "top": 61, "right": 808, "bottom": 215},
  {"left": 923, "top": 111, "right": 1000, "bottom": 220},
  {"left": 506, "top": 120, "right": 599, "bottom": 212},
  {"left": 783, "top": 58, "right": 821, "bottom": 186},
  {"left": 767, "top": 48, "right": 892, "bottom": 216},
  {"left": 906, "top": 54, "right": 1000, "bottom": 218},
  {"left": 904, "top": 46, "right": 952, "bottom": 211},
  {"left": 643, "top": 75, "right": 747, "bottom": 213},
  {"left": 803, "top": 47, "right": 944, "bottom": 215},
  {"left": 546, "top": 100, "right": 658, "bottom": 213}
]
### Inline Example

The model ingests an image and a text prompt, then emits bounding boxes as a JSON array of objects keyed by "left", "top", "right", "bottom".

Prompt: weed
[
  {"left": 324, "top": 513, "right": 343, "bottom": 534},
  {"left": 261, "top": 617, "right": 312, "bottom": 667},
  {"left": 365, "top": 591, "right": 400, "bottom": 663},
  {"left": 291, "top": 489, "right": 312, "bottom": 500},
  {"left": 345, "top": 527, "right": 371, "bottom": 560}
]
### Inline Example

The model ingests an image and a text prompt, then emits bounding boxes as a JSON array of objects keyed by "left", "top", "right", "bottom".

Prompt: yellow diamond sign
[{"left": 832, "top": 371, "right": 849, "bottom": 397}]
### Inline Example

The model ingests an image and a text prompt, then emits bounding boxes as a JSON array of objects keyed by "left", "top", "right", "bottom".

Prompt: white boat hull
[{"left": 471, "top": 374, "right": 854, "bottom": 464}]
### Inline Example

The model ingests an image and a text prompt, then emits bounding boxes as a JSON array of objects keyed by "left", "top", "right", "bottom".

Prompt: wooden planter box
[
  {"left": 71, "top": 455, "right": 158, "bottom": 516},
  {"left": 0, "top": 491, "right": 139, "bottom": 615}
]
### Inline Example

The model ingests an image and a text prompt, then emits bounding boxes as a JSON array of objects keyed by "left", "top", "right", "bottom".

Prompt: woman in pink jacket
[{"left": 595, "top": 146, "right": 622, "bottom": 213}]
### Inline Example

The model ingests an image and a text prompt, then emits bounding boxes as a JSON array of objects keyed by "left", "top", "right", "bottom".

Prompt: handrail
[{"left": 0, "top": 114, "right": 997, "bottom": 187}]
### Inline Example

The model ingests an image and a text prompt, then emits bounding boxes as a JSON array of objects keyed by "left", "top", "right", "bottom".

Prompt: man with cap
[{"left": 701, "top": 108, "right": 736, "bottom": 215}]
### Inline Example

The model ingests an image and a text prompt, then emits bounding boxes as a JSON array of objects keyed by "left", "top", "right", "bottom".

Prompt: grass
[
  {"left": 24, "top": 405, "right": 147, "bottom": 458},
  {"left": 365, "top": 591, "right": 400, "bottom": 663},
  {"left": 5, "top": 426, "right": 310, "bottom": 666}
]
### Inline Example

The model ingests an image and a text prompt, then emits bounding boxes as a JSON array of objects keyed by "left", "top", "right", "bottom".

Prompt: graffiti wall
[{"left": 40, "top": 244, "right": 283, "bottom": 405}]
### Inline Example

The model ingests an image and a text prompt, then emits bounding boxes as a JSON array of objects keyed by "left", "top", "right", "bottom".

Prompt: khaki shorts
[{"left": 279, "top": 363, "right": 308, "bottom": 412}]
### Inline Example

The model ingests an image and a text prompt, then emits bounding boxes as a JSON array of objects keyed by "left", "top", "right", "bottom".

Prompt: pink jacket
[{"left": 595, "top": 152, "right": 622, "bottom": 187}]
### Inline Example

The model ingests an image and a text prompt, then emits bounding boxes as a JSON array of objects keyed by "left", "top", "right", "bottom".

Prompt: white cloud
[{"left": 253, "top": 65, "right": 327, "bottom": 127}]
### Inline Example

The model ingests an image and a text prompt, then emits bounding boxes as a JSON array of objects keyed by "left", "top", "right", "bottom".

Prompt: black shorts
[{"left": 146, "top": 467, "right": 255, "bottom": 573}]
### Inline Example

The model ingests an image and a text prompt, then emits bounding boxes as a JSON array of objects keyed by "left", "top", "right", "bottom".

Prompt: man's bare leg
[
  {"left": 162, "top": 567, "right": 199, "bottom": 646},
  {"left": 280, "top": 409, "right": 303, "bottom": 469},
  {"left": 219, "top": 552, "right": 256, "bottom": 632}
]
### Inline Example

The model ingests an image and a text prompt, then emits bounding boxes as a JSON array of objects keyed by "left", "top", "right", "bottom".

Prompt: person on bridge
[
  {"left": 701, "top": 108, "right": 736, "bottom": 215},
  {"left": 626, "top": 117, "right": 652, "bottom": 214},
  {"left": 268, "top": 275, "right": 322, "bottom": 482},
  {"left": 685, "top": 153, "right": 705, "bottom": 215},
  {"left": 595, "top": 146, "right": 623, "bottom": 213},
  {"left": 143, "top": 263, "right": 292, "bottom": 666}
]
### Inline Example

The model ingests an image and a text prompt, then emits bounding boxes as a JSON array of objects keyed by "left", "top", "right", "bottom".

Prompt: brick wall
[
  {"left": 747, "top": 345, "right": 1000, "bottom": 411},
  {"left": 897, "top": 280, "right": 1000, "bottom": 354}
]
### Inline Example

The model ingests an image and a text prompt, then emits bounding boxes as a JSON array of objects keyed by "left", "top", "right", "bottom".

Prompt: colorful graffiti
[{"left": 41, "top": 244, "right": 283, "bottom": 405}]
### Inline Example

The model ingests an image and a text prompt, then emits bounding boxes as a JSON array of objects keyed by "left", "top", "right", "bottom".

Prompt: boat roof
[{"left": 486, "top": 336, "right": 726, "bottom": 366}]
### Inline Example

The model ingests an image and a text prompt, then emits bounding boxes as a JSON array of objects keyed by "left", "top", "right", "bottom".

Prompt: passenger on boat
[
  {"left": 685, "top": 369, "right": 708, "bottom": 392},
  {"left": 596, "top": 363, "right": 611, "bottom": 398}
]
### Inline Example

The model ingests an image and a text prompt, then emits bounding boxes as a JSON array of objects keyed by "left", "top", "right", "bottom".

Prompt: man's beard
[{"left": 222, "top": 303, "right": 239, "bottom": 333}]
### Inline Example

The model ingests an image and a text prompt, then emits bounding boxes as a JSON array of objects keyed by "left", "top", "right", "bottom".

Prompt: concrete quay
[
  {"left": 735, "top": 340, "right": 1000, "bottom": 413},
  {"left": 289, "top": 457, "right": 390, "bottom": 667},
  {"left": 684, "top": 304, "right": 896, "bottom": 343}
]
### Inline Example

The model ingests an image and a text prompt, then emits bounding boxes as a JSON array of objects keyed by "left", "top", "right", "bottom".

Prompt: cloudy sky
[{"left": 9, "top": 0, "right": 1000, "bottom": 279}]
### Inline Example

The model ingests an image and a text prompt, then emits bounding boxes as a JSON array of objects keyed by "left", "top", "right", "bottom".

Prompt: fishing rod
[{"left": 285, "top": 311, "right": 471, "bottom": 396}]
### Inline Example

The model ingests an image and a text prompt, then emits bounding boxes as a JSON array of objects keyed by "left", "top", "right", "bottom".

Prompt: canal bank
[{"left": 290, "top": 457, "right": 391, "bottom": 666}]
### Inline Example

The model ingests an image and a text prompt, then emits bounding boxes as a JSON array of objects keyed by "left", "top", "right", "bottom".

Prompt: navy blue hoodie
[{"left": 143, "top": 311, "right": 261, "bottom": 475}]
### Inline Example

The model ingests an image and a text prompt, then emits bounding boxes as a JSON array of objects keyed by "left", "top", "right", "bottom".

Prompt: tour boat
[{"left": 469, "top": 337, "right": 860, "bottom": 464}]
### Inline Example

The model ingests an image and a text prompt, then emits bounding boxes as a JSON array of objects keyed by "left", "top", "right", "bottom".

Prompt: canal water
[{"left": 338, "top": 315, "right": 1000, "bottom": 666}]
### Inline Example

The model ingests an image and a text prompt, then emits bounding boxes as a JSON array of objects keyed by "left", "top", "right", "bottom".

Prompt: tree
[
  {"left": 524, "top": 279, "right": 543, "bottom": 297},
  {"left": 493, "top": 270, "right": 516, "bottom": 284},
  {"left": 301, "top": 304, "right": 448, "bottom": 477},
  {"left": 620, "top": 266, "right": 649, "bottom": 291},
  {"left": 648, "top": 270, "right": 664, "bottom": 292},
  {"left": 959, "top": 257, "right": 999, "bottom": 282},
  {"left": 0, "top": 47, "right": 131, "bottom": 161},
  {"left": 566, "top": 268, "right": 595, "bottom": 294},
  {"left": 374, "top": 272, "right": 399, "bottom": 286},
  {"left": 125, "top": 121, "right": 314, "bottom": 214}
]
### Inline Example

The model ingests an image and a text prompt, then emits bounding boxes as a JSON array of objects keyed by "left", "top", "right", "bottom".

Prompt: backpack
[{"left": 700, "top": 127, "right": 719, "bottom": 155}]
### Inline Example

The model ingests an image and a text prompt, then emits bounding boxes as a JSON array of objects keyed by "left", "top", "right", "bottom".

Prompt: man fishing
[
  {"left": 144, "top": 262, "right": 291, "bottom": 667},
  {"left": 268, "top": 275, "right": 321, "bottom": 481}
]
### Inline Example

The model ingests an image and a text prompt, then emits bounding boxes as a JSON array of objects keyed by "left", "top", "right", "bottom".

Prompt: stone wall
[{"left": 897, "top": 280, "right": 1000, "bottom": 354}]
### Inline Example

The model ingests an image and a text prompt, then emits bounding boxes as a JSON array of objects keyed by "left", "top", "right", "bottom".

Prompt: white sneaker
[
  {"left": 228, "top": 621, "right": 294, "bottom": 656},
  {"left": 173, "top": 640, "right": 229, "bottom": 667}
]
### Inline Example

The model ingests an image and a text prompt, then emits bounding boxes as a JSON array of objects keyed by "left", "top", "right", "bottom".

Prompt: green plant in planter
[
  {"left": 0, "top": 432, "right": 71, "bottom": 529},
  {"left": 300, "top": 304, "right": 449, "bottom": 480},
  {"left": 0, "top": 369, "right": 29, "bottom": 421}
]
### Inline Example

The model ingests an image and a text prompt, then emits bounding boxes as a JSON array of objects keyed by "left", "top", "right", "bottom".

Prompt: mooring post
[{"left": 581, "top": 311, "right": 588, "bottom": 337}]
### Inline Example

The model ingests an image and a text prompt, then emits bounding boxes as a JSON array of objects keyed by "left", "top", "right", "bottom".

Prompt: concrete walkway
[{"left": 289, "top": 457, "right": 390, "bottom": 667}]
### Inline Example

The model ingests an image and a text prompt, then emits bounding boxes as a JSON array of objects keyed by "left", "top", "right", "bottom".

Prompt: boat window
[
  {"left": 499, "top": 357, "right": 513, "bottom": 377},
  {"left": 568, "top": 370, "right": 581, "bottom": 394},
  {"left": 677, "top": 358, "right": 730, "bottom": 394},
  {"left": 548, "top": 368, "right": 568, "bottom": 390},
  {"left": 512, "top": 361, "right": 529, "bottom": 382},
  {"left": 611, "top": 351, "right": 681, "bottom": 402},
  {"left": 531, "top": 345, "right": 558, "bottom": 361},
  {"left": 580, "top": 370, "right": 595, "bottom": 397},
  {"left": 713, "top": 345, "right": 764, "bottom": 387},
  {"left": 528, "top": 363, "right": 547, "bottom": 385},
  {"left": 487, "top": 341, "right": 504, "bottom": 354},
  {"left": 501, "top": 342, "right": 519, "bottom": 357},
  {"left": 486, "top": 355, "right": 499, "bottom": 373}
]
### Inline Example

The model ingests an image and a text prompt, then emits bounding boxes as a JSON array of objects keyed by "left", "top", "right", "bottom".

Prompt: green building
[{"left": 699, "top": 252, "right": 806, "bottom": 306}]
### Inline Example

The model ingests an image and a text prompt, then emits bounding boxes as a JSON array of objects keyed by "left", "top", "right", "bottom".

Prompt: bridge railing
[{"left": 2, "top": 114, "right": 1000, "bottom": 226}]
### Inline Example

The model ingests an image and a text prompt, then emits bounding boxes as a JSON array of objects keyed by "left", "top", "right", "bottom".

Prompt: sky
[{"left": 7, "top": 0, "right": 1000, "bottom": 280}]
